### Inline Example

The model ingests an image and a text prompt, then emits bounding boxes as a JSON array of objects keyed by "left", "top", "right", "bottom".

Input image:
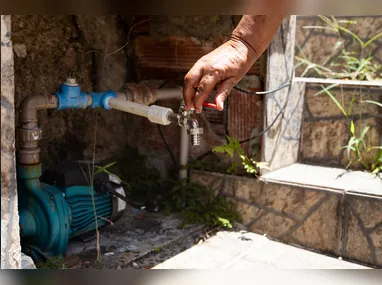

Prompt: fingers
[
  {"left": 183, "top": 62, "right": 203, "bottom": 110},
  {"left": 193, "top": 73, "right": 220, "bottom": 113},
  {"left": 215, "top": 78, "right": 236, "bottom": 111}
]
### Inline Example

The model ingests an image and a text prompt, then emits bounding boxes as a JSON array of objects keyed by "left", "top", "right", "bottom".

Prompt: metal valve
[{"left": 172, "top": 104, "right": 203, "bottom": 146}]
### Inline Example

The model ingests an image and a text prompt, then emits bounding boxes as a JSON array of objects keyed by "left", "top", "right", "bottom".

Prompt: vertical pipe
[
  {"left": 179, "top": 99, "right": 189, "bottom": 180},
  {"left": 179, "top": 125, "right": 189, "bottom": 180}
]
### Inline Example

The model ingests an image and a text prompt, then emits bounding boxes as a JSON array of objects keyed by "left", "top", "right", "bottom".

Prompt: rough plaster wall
[
  {"left": 12, "top": 15, "right": 134, "bottom": 167},
  {"left": 1, "top": 15, "right": 21, "bottom": 269}
]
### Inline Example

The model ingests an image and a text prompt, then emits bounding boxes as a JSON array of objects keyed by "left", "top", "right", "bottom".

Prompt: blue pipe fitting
[
  {"left": 88, "top": 90, "right": 116, "bottom": 109},
  {"left": 54, "top": 81, "right": 116, "bottom": 110}
]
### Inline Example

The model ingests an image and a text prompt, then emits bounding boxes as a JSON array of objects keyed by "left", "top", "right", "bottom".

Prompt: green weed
[{"left": 212, "top": 136, "right": 270, "bottom": 177}]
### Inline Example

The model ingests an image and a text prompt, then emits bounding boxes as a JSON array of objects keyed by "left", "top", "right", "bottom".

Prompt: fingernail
[{"left": 195, "top": 108, "right": 201, "bottom": 114}]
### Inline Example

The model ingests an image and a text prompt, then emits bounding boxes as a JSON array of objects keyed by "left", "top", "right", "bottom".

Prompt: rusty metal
[
  {"left": 17, "top": 128, "right": 42, "bottom": 142},
  {"left": 17, "top": 148, "right": 41, "bottom": 165},
  {"left": 119, "top": 83, "right": 157, "bottom": 106}
]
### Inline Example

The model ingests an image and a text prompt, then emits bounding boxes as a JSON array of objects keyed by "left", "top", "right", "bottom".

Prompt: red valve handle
[{"left": 202, "top": 102, "right": 218, "bottom": 109}]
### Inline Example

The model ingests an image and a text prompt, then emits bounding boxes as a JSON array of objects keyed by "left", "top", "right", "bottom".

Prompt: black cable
[
  {"left": 233, "top": 82, "right": 291, "bottom": 95},
  {"left": 157, "top": 124, "right": 178, "bottom": 168},
  {"left": 239, "top": 80, "right": 293, "bottom": 144},
  {"left": 157, "top": 80, "right": 178, "bottom": 168}
]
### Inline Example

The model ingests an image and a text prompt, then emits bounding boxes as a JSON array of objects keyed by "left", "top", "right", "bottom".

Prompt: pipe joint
[
  {"left": 87, "top": 91, "right": 116, "bottom": 109},
  {"left": 54, "top": 82, "right": 89, "bottom": 110}
]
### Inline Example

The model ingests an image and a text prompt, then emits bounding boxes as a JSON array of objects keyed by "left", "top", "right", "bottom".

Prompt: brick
[{"left": 133, "top": 36, "right": 260, "bottom": 80}]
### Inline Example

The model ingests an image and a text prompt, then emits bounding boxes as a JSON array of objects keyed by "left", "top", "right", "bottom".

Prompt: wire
[
  {"left": 157, "top": 80, "right": 178, "bottom": 168},
  {"left": 239, "top": 79, "right": 293, "bottom": 144},
  {"left": 157, "top": 124, "right": 178, "bottom": 168},
  {"left": 233, "top": 82, "right": 291, "bottom": 95}
]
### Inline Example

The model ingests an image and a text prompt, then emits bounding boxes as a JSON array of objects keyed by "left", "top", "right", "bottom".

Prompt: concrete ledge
[
  {"left": 190, "top": 169, "right": 382, "bottom": 268},
  {"left": 260, "top": 163, "right": 382, "bottom": 198}
]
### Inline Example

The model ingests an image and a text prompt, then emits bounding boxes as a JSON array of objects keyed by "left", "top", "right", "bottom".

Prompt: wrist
[{"left": 228, "top": 35, "right": 259, "bottom": 64}]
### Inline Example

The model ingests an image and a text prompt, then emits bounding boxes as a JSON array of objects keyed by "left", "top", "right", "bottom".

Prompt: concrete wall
[{"left": 1, "top": 15, "right": 21, "bottom": 269}]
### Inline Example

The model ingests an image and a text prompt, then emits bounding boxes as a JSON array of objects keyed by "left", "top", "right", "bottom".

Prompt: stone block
[
  {"left": 300, "top": 120, "right": 349, "bottom": 166},
  {"left": 304, "top": 85, "right": 382, "bottom": 119},
  {"left": 250, "top": 212, "right": 296, "bottom": 237},
  {"left": 287, "top": 193, "right": 341, "bottom": 254},
  {"left": 342, "top": 195, "right": 382, "bottom": 266}
]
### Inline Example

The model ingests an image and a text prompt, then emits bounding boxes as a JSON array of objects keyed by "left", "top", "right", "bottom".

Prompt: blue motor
[{"left": 17, "top": 161, "right": 127, "bottom": 262}]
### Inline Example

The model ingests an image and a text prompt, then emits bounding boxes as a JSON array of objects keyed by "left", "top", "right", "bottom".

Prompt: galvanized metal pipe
[{"left": 155, "top": 88, "right": 183, "bottom": 101}]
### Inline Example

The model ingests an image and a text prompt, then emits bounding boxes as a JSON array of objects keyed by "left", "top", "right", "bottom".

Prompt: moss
[{"left": 36, "top": 257, "right": 67, "bottom": 269}]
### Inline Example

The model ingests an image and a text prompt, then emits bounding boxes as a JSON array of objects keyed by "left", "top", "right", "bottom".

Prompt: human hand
[{"left": 183, "top": 36, "right": 258, "bottom": 113}]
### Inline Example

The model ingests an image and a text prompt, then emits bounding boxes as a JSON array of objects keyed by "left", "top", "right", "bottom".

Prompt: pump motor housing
[{"left": 18, "top": 161, "right": 127, "bottom": 262}]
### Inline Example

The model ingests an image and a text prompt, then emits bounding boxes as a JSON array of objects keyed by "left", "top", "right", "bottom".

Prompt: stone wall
[
  {"left": 1, "top": 15, "right": 21, "bottom": 269},
  {"left": 295, "top": 15, "right": 382, "bottom": 77},
  {"left": 191, "top": 170, "right": 382, "bottom": 268},
  {"left": 299, "top": 84, "right": 382, "bottom": 168},
  {"left": 295, "top": 16, "right": 382, "bottom": 169}
]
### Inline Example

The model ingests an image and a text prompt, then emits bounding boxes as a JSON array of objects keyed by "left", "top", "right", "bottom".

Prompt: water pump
[{"left": 18, "top": 162, "right": 127, "bottom": 262}]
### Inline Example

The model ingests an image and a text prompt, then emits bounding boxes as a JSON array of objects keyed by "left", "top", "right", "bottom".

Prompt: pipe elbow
[{"left": 20, "top": 95, "right": 58, "bottom": 126}]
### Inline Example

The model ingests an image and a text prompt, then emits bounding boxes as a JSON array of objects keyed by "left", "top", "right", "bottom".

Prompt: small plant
[
  {"left": 295, "top": 15, "right": 382, "bottom": 81},
  {"left": 37, "top": 257, "right": 67, "bottom": 269},
  {"left": 341, "top": 120, "right": 382, "bottom": 174},
  {"left": 164, "top": 181, "right": 241, "bottom": 228},
  {"left": 212, "top": 136, "right": 270, "bottom": 177}
]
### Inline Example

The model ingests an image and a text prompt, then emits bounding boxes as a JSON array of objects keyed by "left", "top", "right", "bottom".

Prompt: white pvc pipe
[
  {"left": 107, "top": 97, "right": 173, "bottom": 125},
  {"left": 108, "top": 97, "right": 150, "bottom": 117}
]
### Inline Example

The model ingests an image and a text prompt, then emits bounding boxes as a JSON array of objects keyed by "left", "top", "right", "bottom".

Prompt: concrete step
[
  {"left": 190, "top": 167, "right": 382, "bottom": 268},
  {"left": 154, "top": 231, "right": 369, "bottom": 269}
]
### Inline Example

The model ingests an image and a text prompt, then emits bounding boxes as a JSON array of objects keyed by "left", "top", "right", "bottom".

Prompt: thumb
[{"left": 215, "top": 78, "right": 236, "bottom": 111}]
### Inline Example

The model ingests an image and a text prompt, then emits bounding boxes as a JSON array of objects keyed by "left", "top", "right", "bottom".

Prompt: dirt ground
[{"left": 60, "top": 206, "right": 236, "bottom": 269}]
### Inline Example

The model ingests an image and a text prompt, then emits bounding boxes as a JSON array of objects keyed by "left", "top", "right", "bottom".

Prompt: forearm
[{"left": 231, "top": 15, "right": 285, "bottom": 60}]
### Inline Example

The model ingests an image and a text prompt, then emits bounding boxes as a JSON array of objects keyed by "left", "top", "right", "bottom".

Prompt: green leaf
[
  {"left": 361, "top": 100, "right": 382, "bottom": 108},
  {"left": 312, "top": 83, "right": 338, "bottom": 97},
  {"left": 225, "top": 147, "right": 235, "bottom": 158},
  {"left": 94, "top": 161, "right": 117, "bottom": 175},
  {"left": 360, "top": 126, "right": 371, "bottom": 140},
  {"left": 320, "top": 85, "right": 348, "bottom": 117},
  {"left": 212, "top": 146, "right": 225, "bottom": 153},
  {"left": 337, "top": 26, "right": 364, "bottom": 47},
  {"left": 364, "top": 32, "right": 382, "bottom": 48},
  {"left": 350, "top": 121, "right": 355, "bottom": 136}
]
